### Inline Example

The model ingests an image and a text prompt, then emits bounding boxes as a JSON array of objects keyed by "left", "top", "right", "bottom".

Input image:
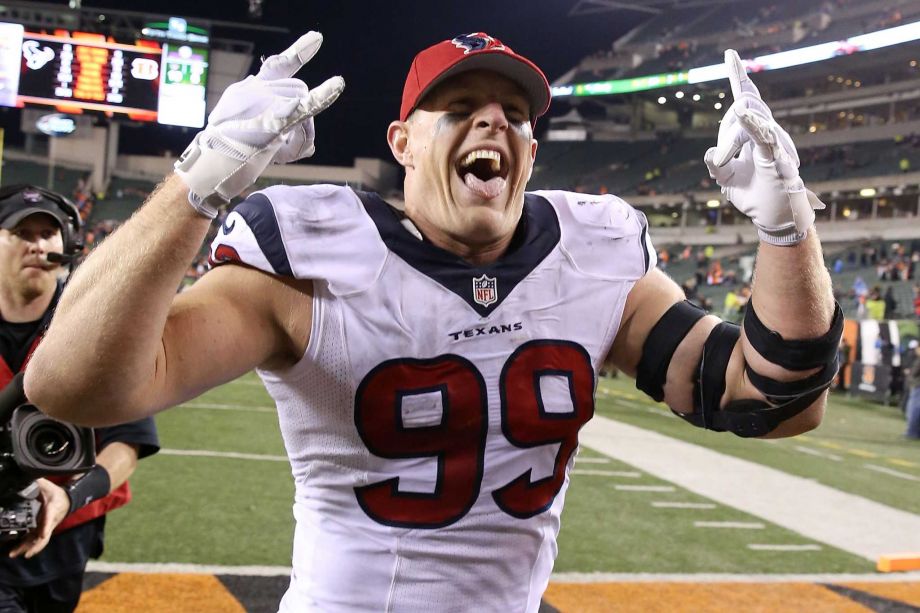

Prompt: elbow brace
[{"left": 636, "top": 299, "right": 843, "bottom": 438}]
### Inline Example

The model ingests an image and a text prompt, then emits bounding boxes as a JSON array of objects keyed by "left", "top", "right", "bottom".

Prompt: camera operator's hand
[{"left": 8, "top": 479, "right": 69, "bottom": 559}]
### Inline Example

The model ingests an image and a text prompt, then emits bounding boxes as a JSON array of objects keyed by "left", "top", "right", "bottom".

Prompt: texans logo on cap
[
  {"left": 451, "top": 33, "right": 505, "bottom": 55},
  {"left": 21, "top": 189, "right": 44, "bottom": 203}
]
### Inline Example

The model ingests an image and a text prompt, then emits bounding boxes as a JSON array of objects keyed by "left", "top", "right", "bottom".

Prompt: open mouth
[{"left": 456, "top": 149, "right": 510, "bottom": 199}]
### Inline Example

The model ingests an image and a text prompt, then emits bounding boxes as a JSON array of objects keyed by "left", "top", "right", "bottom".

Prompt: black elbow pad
[{"left": 675, "top": 302, "right": 843, "bottom": 438}]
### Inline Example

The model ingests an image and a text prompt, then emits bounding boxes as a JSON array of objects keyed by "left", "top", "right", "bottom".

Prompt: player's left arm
[{"left": 608, "top": 50, "right": 839, "bottom": 439}]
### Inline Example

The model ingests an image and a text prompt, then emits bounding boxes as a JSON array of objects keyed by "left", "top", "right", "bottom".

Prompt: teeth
[{"left": 460, "top": 149, "right": 502, "bottom": 173}]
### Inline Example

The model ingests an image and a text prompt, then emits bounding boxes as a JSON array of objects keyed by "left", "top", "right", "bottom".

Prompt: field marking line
[
  {"left": 228, "top": 379, "right": 268, "bottom": 387},
  {"left": 864, "top": 464, "right": 920, "bottom": 482},
  {"left": 549, "top": 572, "right": 920, "bottom": 583},
  {"left": 887, "top": 458, "right": 918, "bottom": 468},
  {"left": 747, "top": 544, "right": 823, "bottom": 551},
  {"left": 793, "top": 445, "right": 842, "bottom": 461},
  {"left": 159, "top": 449, "right": 288, "bottom": 462},
  {"left": 614, "top": 485, "right": 675, "bottom": 492},
  {"left": 846, "top": 448, "right": 879, "bottom": 459},
  {"left": 693, "top": 521, "right": 765, "bottom": 529},
  {"left": 571, "top": 469, "right": 641, "bottom": 477},
  {"left": 651, "top": 502, "right": 716, "bottom": 509},
  {"left": 84, "top": 563, "right": 920, "bottom": 583},
  {"left": 86, "top": 561, "right": 293, "bottom": 576},
  {"left": 579, "top": 415, "right": 920, "bottom": 561},
  {"left": 180, "top": 402, "right": 275, "bottom": 413}
]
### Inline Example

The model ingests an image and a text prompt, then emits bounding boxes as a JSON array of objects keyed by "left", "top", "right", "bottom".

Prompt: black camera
[{"left": 0, "top": 375, "right": 95, "bottom": 542}]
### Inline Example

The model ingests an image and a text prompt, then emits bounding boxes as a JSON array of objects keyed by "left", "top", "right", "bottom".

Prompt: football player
[{"left": 25, "top": 31, "right": 838, "bottom": 611}]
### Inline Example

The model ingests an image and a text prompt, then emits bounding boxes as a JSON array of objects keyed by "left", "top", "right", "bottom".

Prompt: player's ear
[
  {"left": 387, "top": 121, "right": 413, "bottom": 169},
  {"left": 526, "top": 138, "right": 538, "bottom": 181}
]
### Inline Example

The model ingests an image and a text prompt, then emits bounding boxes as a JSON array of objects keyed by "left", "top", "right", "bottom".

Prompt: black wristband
[{"left": 66, "top": 465, "right": 111, "bottom": 514}]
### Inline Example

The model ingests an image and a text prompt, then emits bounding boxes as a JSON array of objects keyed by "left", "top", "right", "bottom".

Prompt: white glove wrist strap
[
  {"left": 757, "top": 227, "right": 808, "bottom": 246},
  {"left": 174, "top": 134, "right": 228, "bottom": 220}
]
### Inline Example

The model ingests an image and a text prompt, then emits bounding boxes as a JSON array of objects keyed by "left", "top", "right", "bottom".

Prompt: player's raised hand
[
  {"left": 174, "top": 31, "right": 345, "bottom": 218},
  {"left": 703, "top": 49, "right": 824, "bottom": 245}
]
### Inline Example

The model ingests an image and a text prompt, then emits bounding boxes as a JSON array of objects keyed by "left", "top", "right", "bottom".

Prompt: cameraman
[{"left": 0, "top": 185, "right": 158, "bottom": 613}]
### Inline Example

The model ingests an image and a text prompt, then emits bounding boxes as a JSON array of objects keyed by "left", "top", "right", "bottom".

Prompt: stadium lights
[
  {"left": 859, "top": 188, "right": 877, "bottom": 197},
  {"left": 718, "top": 92, "right": 725, "bottom": 99},
  {"left": 706, "top": 199, "right": 721, "bottom": 208},
  {"left": 714, "top": 102, "right": 722, "bottom": 110},
  {"left": 551, "top": 19, "right": 920, "bottom": 98},
  {"left": 692, "top": 93, "right": 701, "bottom": 101},
  {"left": 675, "top": 91, "right": 685, "bottom": 99},
  {"left": 657, "top": 96, "right": 666, "bottom": 104}
]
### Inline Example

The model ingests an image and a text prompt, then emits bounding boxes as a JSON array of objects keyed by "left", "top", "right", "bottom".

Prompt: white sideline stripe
[
  {"left": 694, "top": 521, "right": 765, "bottom": 529},
  {"left": 615, "top": 485, "right": 675, "bottom": 492},
  {"left": 793, "top": 445, "right": 842, "bottom": 461},
  {"left": 579, "top": 416, "right": 920, "bottom": 561},
  {"left": 747, "top": 544, "right": 823, "bottom": 551},
  {"left": 86, "top": 561, "right": 292, "bottom": 576},
  {"left": 571, "top": 469, "right": 641, "bottom": 478},
  {"left": 181, "top": 402, "right": 275, "bottom": 413},
  {"left": 159, "top": 449, "right": 288, "bottom": 462},
  {"left": 230, "top": 379, "right": 268, "bottom": 387},
  {"left": 83, "top": 563, "right": 920, "bottom": 583},
  {"left": 652, "top": 502, "right": 716, "bottom": 509},
  {"left": 575, "top": 457, "right": 611, "bottom": 464},
  {"left": 548, "top": 572, "right": 920, "bottom": 583},
  {"left": 864, "top": 464, "right": 920, "bottom": 482}
]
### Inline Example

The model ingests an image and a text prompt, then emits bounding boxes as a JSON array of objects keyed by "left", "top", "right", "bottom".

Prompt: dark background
[{"left": 0, "top": 0, "right": 649, "bottom": 166}]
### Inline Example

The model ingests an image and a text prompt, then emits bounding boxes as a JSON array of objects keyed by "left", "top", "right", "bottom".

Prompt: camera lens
[{"left": 26, "top": 424, "right": 73, "bottom": 466}]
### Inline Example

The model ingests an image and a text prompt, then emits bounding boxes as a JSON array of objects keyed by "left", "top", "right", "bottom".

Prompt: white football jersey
[{"left": 209, "top": 185, "right": 655, "bottom": 612}]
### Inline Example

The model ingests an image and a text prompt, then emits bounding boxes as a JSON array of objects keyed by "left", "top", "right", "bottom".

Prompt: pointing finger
[
  {"left": 299, "top": 76, "right": 346, "bottom": 118},
  {"left": 725, "top": 49, "right": 760, "bottom": 102},
  {"left": 258, "top": 31, "right": 324, "bottom": 80}
]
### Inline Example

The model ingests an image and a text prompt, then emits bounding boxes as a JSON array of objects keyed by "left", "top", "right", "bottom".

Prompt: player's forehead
[{"left": 418, "top": 69, "right": 531, "bottom": 111}]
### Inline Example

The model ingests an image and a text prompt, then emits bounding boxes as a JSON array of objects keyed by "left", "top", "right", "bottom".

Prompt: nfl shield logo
[{"left": 472, "top": 274, "right": 498, "bottom": 307}]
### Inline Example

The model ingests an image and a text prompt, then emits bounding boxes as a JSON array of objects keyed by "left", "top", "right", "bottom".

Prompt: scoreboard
[{"left": 0, "top": 22, "right": 208, "bottom": 128}]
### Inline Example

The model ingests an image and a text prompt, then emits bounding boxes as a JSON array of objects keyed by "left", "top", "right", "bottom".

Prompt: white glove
[
  {"left": 703, "top": 50, "right": 824, "bottom": 245},
  {"left": 174, "top": 31, "right": 345, "bottom": 218}
]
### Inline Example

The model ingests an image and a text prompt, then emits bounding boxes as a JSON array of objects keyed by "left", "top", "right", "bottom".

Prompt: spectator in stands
[
  {"left": 657, "top": 248, "right": 670, "bottom": 270},
  {"left": 914, "top": 284, "right": 920, "bottom": 319},
  {"left": 865, "top": 286, "right": 885, "bottom": 320},
  {"left": 883, "top": 286, "right": 898, "bottom": 319},
  {"left": 0, "top": 185, "right": 159, "bottom": 613},
  {"left": 837, "top": 336, "right": 851, "bottom": 392},
  {"left": 904, "top": 340, "right": 920, "bottom": 440},
  {"left": 722, "top": 282, "right": 750, "bottom": 323}
]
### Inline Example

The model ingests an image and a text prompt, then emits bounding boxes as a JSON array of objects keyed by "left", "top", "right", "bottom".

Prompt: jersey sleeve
[
  {"left": 208, "top": 184, "right": 388, "bottom": 295},
  {"left": 532, "top": 190, "right": 656, "bottom": 281}
]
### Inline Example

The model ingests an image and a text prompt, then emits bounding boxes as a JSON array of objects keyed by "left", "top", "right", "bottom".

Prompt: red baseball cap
[{"left": 400, "top": 32, "right": 551, "bottom": 124}]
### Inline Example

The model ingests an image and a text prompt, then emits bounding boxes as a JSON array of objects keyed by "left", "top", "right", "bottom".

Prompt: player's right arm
[
  {"left": 25, "top": 176, "right": 311, "bottom": 426},
  {"left": 24, "top": 32, "right": 343, "bottom": 426}
]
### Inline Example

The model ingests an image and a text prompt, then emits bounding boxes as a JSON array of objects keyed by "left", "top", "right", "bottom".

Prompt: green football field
[{"left": 102, "top": 372, "right": 917, "bottom": 574}]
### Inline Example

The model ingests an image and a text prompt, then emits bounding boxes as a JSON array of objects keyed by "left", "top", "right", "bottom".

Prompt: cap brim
[
  {"left": 1, "top": 207, "right": 65, "bottom": 230},
  {"left": 417, "top": 51, "right": 551, "bottom": 121}
]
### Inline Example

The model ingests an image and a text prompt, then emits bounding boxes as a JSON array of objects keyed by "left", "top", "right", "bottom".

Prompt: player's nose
[{"left": 472, "top": 102, "right": 509, "bottom": 133}]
